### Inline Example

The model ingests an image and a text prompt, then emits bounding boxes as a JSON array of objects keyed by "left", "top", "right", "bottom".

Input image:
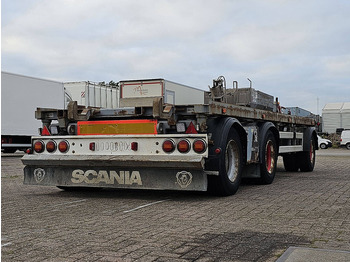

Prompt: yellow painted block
[{"left": 77, "top": 120, "right": 157, "bottom": 135}]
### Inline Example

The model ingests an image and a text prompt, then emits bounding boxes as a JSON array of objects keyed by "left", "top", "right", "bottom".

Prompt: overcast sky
[{"left": 2, "top": 0, "right": 350, "bottom": 114}]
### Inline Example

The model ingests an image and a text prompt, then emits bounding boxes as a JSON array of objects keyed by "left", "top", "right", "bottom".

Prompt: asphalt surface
[{"left": 2, "top": 148, "right": 350, "bottom": 261}]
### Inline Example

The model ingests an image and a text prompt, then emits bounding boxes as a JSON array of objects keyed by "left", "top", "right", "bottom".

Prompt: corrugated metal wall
[{"left": 322, "top": 102, "right": 350, "bottom": 133}]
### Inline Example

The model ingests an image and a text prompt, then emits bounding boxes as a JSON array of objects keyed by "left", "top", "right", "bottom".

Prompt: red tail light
[
  {"left": 162, "top": 139, "right": 175, "bottom": 153},
  {"left": 177, "top": 139, "right": 190, "bottom": 153},
  {"left": 46, "top": 141, "right": 57, "bottom": 153},
  {"left": 193, "top": 139, "right": 207, "bottom": 153},
  {"left": 58, "top": 140, "right": 69, "bottom": 153},
  {"left": 131, "top": 142, "right": 138, "bottom": 151},
  {"left": 34, "top": 141, "right": 45, "bottom": 153}
]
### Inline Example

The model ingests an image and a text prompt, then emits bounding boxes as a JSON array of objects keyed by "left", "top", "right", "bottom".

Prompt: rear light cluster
[
  {"left": 162, "top": 139, "right": 207, "bottom": 154},
  {"left": 33, "top": 140, "right": 69, "bottom": 153}
]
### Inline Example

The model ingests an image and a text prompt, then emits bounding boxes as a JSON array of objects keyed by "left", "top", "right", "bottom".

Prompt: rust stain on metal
[
  {"left": 208, "top": 102, "right": 315, "bottom": 126},
  {"left": 115, "top": 110, "right": 128, "bottom": 116}
]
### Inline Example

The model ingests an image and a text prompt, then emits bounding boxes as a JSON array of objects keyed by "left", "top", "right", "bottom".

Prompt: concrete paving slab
[
  {"left": 2, "top": 149, "right": 350, "bottom": 261},
  {"left": 276, "top": 246, "right": 350, "bottom": 262}
]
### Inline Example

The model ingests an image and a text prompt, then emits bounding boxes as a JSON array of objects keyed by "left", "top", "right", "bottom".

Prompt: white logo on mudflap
[
  {"left": 33, "top": 168, "right": 46, "bottom": 183},
  {"left": 71, "top": 170, "right": 142, "bottom": 185},
  {"left": 176, "top": 171, "right": 193, "bottom": 188}
]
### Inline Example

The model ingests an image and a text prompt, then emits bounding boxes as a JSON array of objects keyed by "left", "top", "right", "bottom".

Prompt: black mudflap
[{"left": 24, "top": 166, "right": 207, "bottom": 191}]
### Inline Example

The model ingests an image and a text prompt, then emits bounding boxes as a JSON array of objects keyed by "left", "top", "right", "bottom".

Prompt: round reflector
[
  {"left": 177, "top": 139, "right": 190, "bottom": 153},
  {"left": 34, "top": 140, "right": 45, "bottom": 153},
  {"left": 193, "top": 139, "right": 207, "bottom": 153},
  {"left": 162, "top": 139, "right": 175, "bottom": 153},
  {"left": 58, "top": 140, "right": 69, "bottom": 153},
  {"left": 46, "top": 140, "right": 57, "bottom": 153}
]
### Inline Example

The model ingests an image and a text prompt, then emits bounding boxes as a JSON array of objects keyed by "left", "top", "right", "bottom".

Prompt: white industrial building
[{"left": 322, "top": 102, "right": 350, "bottom": 133}]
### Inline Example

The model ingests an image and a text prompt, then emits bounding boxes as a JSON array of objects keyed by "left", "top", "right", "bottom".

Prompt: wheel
[
  {"left": 346, "top": 143, "right": 350, "bottom": 150},
  {"left": 208, "top": 128, "right": 243, "bottom": 196},
  {"left": 320, "top": 143, "right": 327, "bottom": 149},
  {"left": 298, "top": 136, "right": 316, "bottom": 172},
  {"left": 259, "top": 130, "right": 278, "bottom": 184},
  {"left": 283, "top": 154, "right": 299, "bottom": 172}
]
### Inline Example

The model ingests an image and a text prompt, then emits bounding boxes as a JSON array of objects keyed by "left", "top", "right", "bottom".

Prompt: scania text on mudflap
[{"left": 22, "top": 76, "right": 318, "bottom": 196}]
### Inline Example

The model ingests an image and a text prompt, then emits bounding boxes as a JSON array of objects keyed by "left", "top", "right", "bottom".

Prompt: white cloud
[
  {"left": 324, "top": 55, "right": 350, "bottom": 76},
  {"left": 2, "top": 0, "right": 350, "bottom": 114}
]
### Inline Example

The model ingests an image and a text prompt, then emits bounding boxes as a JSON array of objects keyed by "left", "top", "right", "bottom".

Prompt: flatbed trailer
[{"left": 22, "top": 76, "right": 317, "bottom": 196}]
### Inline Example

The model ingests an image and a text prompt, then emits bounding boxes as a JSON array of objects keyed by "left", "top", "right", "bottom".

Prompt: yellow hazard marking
[{"left": 77, "top": 120, "right": 157, "bottom": 135}]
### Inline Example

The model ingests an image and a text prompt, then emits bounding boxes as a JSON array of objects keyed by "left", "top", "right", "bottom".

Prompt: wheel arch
[
  {"left": 303, "top": 127, "right": 318, "bottom": 151},
  {"left": 206, "top": 117, "right": 246, "bottom": 196},
  {"left": 206, "top": 117, "right": 247, "bottom": 167}
]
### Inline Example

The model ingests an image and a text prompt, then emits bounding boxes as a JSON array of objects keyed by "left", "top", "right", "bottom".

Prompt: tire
[
  {"left": 320, "top": 143, "right": 327, "bottom": 149},
  {"left": 298, "top": 135, "right": 316, "bottom": 172},
  {"left": 259, "top": 130, "right": 278, "bottom": 184},
  {"left": 346, "top": 143, "right": 350, "bottom": 150},
  {"left": 208, "top": 128, "right": 243, "bottom": 196},
  {"left": 283, "top": 154, "right": 299, "bottom": 172}
]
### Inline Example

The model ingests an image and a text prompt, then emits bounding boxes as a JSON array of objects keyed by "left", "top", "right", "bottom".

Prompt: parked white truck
[
  {"left": 1, "top": 72, "right": 66, "bottom": 153},
  {"left": 22, "top": 76, "right": 318, "bottom": 196},
  {"left": 1, "top": 72, "right": 119, "bottom": 153}
]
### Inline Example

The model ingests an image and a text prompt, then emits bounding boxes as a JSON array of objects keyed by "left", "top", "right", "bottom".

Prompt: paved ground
[{"left": 2, "top": 148, "right": 350, "bottom": 261}]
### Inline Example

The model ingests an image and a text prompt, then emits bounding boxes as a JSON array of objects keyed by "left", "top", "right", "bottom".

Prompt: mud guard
[
  {"left": 303, "top": 127, "right": 318, "bottom": 151},
  {"left": 205, "top": 117, "right": 247, "bottom": 196},
  {"left": 206, "top": 117, "right": 247, "bottom": 167}
]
